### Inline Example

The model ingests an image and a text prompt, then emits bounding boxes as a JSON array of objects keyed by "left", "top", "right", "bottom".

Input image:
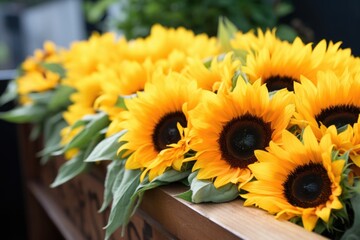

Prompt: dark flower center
[
  {"left": 265, "top": 75, "right": 297, "bottom": 92},
  {"left": 283, "top": 163, "right": 332, "bottom": 208},
  {"left": 152, "top": 111, "right": 187, "bottom": 152},
  {"left": 315, "top": 104, "right": 360, "bottom": 129},
  {"left": 219, "top": 114, "right": 273, "bottom": 168}
]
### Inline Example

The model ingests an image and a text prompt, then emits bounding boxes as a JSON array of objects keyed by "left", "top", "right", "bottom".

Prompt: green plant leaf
[
  {"left": 275, "top": 2, "right": 294, "bottom": 18},
  {"left": 340, "top": 192, "right": 360, "bottom": 240},
  {"left": 63, "top": 112, "right": 110, "bottom": 152},
  {"left": 50, "top": 151, "right": 88, "bottom": 188},
  {"left": 276, "top": 24, "right": 298, "bottom": 42},
  {"left": 104, "top": 169, "right": 142, "bottom": 240},
  {"left": 85, "top": 0, "right": 118, "bottom": 23},
  {"left": 28, "top": 91, "right": 54, "bottom": 105},
  {"left": 37, "top": 113, "right": 67, "bottom": 164},
  {"left": 115, "top": 93, "right": 137, "bottom": 110},
  {"left": 183, "top": 171, "right": 239, "bottom": 203},
  {"left": 0, "top": 80, "right": 17, "bottom": 105},
  {"left": 104, "top": 168, "right": 190, "bottom": 239},
  {"left": 176, "top": 189, "right": 192, "bottom": 202},
  {"left": 0, "top": 104, "right": 47, "bottom": 123},
  {"left": 217, "top": 16, "right": 238, "bottom": 52},
  {"left": 129, "top": 169, "right": 191, "bottom": 220},
  {"left": 70, "top": 118, "right": 90, "bottom": 130},
  {"left": 47, "top": 85, "right": 76, "bottom": 112},
  {"left": 40, "top": 62, "right": 66, "bottom": 78},
  {"left": 82, "top": 129, "right": 106, "bottom": 160},
  {"left": 133, "top": 169, "right": 191, "bottom": 198},
  {"left": 30, "top": 122, "right": 42, "bottom": 140},
  {"left": 99, "top": 160, "right": 125, "bottom": 212},
  {"left": 84, "top": 130, "right": 126, "bottom": 162}
]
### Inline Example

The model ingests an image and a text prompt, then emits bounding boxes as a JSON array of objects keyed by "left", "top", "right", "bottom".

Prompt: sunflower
[
  {"left": 183, "top": 52, "right": 241, "bottom": 92},
  {"left": 319, "top": 119, "right": 360, "bottom": 172},
  {"left": 95, "top": 60, "right": 154, "bottom": 117},
  {"left": 242, "top": 126, "right": 345, "bottom": 232},
  {"left": 17, "top": 71, "right": 61, "bottom": 97},
  {"left": 187, "top": 79, "right": 295, "bottom": 188},
  {"left": 230, "top": 28, "right": 279, "bottom": 53},
  {"left": 62, "top": 32, "right": 128, "bottom": 88},
  {"left": 22, "top": 41, "right": 60, "bottom": 71},
  {"left": 320, "top": 41, "right": 358, "bottom": 77},
  {"left": 60, "top": 72, "right": 103, "bottom": 147},
  {"left": 63, "top": 73, "right": 102, "bottom": 126},
  {"left": 243, "top": 35, "right": 350, "bottom": 92},
  {"left": 16, "top": 41, "right": 64, "bottom": 103},
  {"left": 96, "top": 53, "right": 195, "bottom": 137},
  {"left": 118, "top": 71, "right": 202, "bottom": 181},
  {"left": 125, "top": 24, "right": 221, "bottom": 63},
  {"left": 97, "top": 25, "right": 220, "bottom": 137},
  {"left": 293, "top": 71, "right": 360, "bottom": 135}
]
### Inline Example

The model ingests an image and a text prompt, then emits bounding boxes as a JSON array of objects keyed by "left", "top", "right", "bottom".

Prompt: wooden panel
[
  {"left": 28, "top": 181, "right": 85, "bottom": 240},
  {"left": 141, "top": 184, "right": 328, "bottom": 240}
]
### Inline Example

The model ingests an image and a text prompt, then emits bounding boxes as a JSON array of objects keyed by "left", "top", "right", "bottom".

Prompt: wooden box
[{"left": 19, "top": 124, "right": 327, "bottom": 240}]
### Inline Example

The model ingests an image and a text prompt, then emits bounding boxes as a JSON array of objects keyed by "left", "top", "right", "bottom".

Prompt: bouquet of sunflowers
[{"left": 1, "top": 18, "right": 360, "bottom": 240}]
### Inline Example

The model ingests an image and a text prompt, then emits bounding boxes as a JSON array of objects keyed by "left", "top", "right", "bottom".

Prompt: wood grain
[{"left": 141, "top": 184, "right": 329, "bottom": 240}]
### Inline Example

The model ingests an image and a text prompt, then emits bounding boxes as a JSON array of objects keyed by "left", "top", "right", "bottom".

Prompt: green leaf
[
  {"left": 104, "top": 169, "right": 142, "bottom": 240},
  {"left": 70, "top": 118, "right": 90, "bottom": 130},
  {"left": 85, "top": 130, "right": 126, "bottom": 162},
  {"left": 40, "top": 62, "right": 66, "bottom": 78},
  {"left": 47, "top": 85, "right": 76, "bottom": 112},
  {"left": 341, "top": 192, "right": 360, "bottom": 240},
  {"left": 115, "top": 94, "right": 138, "bottom": 110},
  {"left": 141, "top": 169, "right": 191, "bottom": 186},
  {"left": 84, "top": 0, "right": 117, "bottom": 23},
  {"left": 184, "top": 171, "right": 239, "bottom": 203},
  {"left": 115, "top": 96, "right": 126, "bottom": 110},
  {"left": 133, "top": 169, "right": 190, "bottom": 196},
  {"left": 231, "top": 70, "right": 248, "bottom": 90},
  {"left": 233, "top": 49, "right": 248, "bottom": 65},
  {"left": 104, "top": 169, "right": 190, "bottom": 239},
  {"left": 276, "top": 24, "right": 298, "bottom": 42},
  {"left": 0, "top": 104, "right": 47, "bottom": 123},
  {"left": 28, "top": 91, "right": 53, "bottom": 105},
  {"left": 30, "top": 122, "right": 42, "bottom": 141},
  {"left": 63, "top": 112, "right": 110, "bottom": 152},
  {"left": 82, "top": 129, "right": 106, "bottom": 159},
  {"left": 99, "top": 160, "right": 125, "bottom": 212},
  {"left": 0, "top": 80, "right": 17, "bottom": 105},
  {"left": 50, "top": 151, "right": 88, "bottom": 188},
  {"left": 275, "top": 2, "right": 294, "bottom": 18},
  {"left": 37, "top": 114, "right": 68, "bottom": 164},
  {"left": 217, "top": 16, "right": 238, "bottom": 52},
  {"left": 130, "top": 169, "right": 191, "bottom": 218},
  {"left": 42, "top": 112, "right": 64, "bottom": 147},
  {"left": 176, "top": 189, "right": 192, "bottom": 202}
]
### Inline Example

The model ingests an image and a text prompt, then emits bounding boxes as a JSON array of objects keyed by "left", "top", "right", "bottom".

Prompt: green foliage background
[{"left": 85, "top": 0, "right": 298, "bottom": 41}]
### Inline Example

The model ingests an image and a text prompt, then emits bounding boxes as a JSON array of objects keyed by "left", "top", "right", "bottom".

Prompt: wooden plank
[
  {"left": 25, "top": 186, "right": 64, "bottom": 240},
  {"left": 141, "top": 184, "right": 329, "bottom": 240},
  {"left": 28, "top": 181, "right": 85, "bottom": 240}
]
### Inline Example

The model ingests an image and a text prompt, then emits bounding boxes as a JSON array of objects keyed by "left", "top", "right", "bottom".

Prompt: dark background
[{"left": 0, "top": 0, "right": 359, "bottom": 239}]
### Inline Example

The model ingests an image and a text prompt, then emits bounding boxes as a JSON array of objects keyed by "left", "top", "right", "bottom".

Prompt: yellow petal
[
  {"left": 302, "top": 214, "right": 318, "bottom": 231},
  {"left": 316, "top": 207, "right": 331, "bottom": 222}
]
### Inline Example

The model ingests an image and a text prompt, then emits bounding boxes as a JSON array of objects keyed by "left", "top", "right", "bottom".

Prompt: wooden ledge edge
[{"left": 140, "top": 183, "right": 328, "bottom": 240}]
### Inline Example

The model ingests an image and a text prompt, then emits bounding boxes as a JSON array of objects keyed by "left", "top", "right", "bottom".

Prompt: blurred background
[{"left": 0, "top": 0, "right": 359, "bottom": 238}]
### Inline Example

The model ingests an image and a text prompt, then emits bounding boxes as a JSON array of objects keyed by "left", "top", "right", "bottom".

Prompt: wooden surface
[
  {"left": 141, "top": 184, "right": 328, "bottom": 240},
  {"left": 28, "top": 181, "right": 85, "bottom": 240},
  {"left": 18, "top": 123, "right": 329, "bottom": 240}
]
